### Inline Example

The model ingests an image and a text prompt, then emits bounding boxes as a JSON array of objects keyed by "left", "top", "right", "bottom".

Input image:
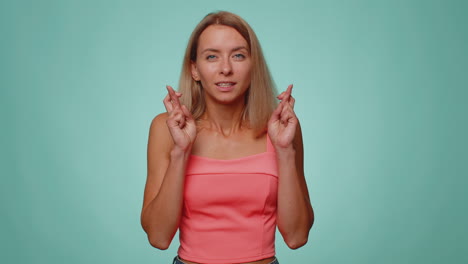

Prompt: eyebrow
[{"left": 201, "top": 46, "right": 249, "bottom": 54}]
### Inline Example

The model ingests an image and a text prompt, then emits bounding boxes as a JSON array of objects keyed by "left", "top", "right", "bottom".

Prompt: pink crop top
[{"left": 178, "top": 136, "right": 279, "bottom": 264}]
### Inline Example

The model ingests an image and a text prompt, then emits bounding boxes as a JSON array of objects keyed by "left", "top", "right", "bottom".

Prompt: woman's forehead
[{"left": 198, "top": 25, "right": 248, "bottom": 52}]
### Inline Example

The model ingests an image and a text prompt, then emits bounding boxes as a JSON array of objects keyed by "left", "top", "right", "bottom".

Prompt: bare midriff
[{"left": 179, "top": 256, "right": 276, "bottom": 264}]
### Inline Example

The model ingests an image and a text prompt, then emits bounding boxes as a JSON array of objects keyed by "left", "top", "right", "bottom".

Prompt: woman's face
[{"left": 191, "top": 25, "right": 251, "bottom": 105}]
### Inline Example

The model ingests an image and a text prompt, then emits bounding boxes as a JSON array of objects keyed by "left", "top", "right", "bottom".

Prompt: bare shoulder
[
  {"left": 293, "top": 120, "right": 304, "bottom": 152},
  {"left": 293, "top": 120, "right": 305, "bottom": 177},
  {"left": 294, "top": 119, "right": 311, "bottom": 202},
  {"left": 142, "top": 112, "right": 173, "bottom": 213},
  {"left": 150, "top": 112, "right": 169, "bottom": 131},
  {"left": 148, "top": 112, "right": 173, "bottom": 154}
]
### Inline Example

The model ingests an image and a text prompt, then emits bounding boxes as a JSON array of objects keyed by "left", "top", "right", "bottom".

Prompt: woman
[{"left": 141, "top": 11, "right": 314, "bottom": 264}]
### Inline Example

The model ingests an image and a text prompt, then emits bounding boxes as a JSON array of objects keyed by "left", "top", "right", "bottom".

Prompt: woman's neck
[{"left": 201, "top": 98, "right": 247, "bottom": 137}]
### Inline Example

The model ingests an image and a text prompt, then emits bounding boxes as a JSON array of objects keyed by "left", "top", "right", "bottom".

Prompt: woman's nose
[{"left": 220, "top": 59, "right": 232, "bottom": 75}]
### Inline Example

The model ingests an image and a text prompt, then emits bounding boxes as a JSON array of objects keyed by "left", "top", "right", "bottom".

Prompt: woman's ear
[{"left": 191, "top": 62, "right": 200, "bottom": 81}]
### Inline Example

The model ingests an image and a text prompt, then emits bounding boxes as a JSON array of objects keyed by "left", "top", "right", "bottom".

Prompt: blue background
[{"left": 1, "top": 0, "right": 467, "bottom": 263}]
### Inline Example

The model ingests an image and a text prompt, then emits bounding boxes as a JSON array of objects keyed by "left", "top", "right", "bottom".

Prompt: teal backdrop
[{"left": 1, "top": 0, "right": 467, "bottom": 263}]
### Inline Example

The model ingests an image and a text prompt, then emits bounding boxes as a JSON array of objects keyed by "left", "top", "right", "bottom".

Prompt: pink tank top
[{"left": 178, "top": 135, "right": 279, "bottom": 264}]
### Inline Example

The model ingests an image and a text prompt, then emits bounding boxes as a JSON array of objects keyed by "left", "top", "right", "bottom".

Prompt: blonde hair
[{"left": 178, "top": 11, "right": 277, "bottom": 134}]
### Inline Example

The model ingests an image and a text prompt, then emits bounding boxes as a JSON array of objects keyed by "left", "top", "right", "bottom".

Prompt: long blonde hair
[{"left": 178, "top": 11, "right": 277, "bottom": 134}]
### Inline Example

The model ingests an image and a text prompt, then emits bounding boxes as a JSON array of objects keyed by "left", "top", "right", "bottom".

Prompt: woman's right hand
[{"left": 163, "top": 85, "right": 197, "bottom": 151}]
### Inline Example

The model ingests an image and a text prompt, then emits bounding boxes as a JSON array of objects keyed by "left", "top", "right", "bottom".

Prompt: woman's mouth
[{"left": 215, "top": 82, "right": 236, "bottom": 92}]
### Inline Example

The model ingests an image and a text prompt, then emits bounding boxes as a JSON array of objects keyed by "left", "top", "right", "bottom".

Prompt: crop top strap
[{"left": 266, "top": 133, "right": 275, "bottom": 153}]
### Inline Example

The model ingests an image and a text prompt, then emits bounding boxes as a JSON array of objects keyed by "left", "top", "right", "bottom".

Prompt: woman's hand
[
  {"left": 163, "top": 85, "right": 197, "bottom": 151},
  {"left": 268, "top": 84, "right": 298, "bottom": 150}
]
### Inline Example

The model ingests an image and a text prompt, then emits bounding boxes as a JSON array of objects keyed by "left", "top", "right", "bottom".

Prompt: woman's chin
[{"left": 210, "top": 94, "right": 245, "bottom": 106}]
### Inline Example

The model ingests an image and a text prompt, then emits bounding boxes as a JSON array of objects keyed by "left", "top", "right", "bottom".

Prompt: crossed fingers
[
  {"left": 163, "top": 85, "right": 194, "bottom": 130},
  {"left": 278, "top": 84, "right": 296, "bottom": 123},
  {"left": 163, "top": 85, "right": 182, "bottom": 112},
  {"left": 277, "top": 84, "right": 295, "bottom": 109}
]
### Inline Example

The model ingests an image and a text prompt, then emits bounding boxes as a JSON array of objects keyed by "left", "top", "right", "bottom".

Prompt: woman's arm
[
  {"left": 276, "top": 122, "right": 314, "bottom": 249},
  {"left": 268, "top": 85, "right": 314, "bottom": 249},
  {"left": 141, "top": 86, "right": 196, "bottom": 249}
]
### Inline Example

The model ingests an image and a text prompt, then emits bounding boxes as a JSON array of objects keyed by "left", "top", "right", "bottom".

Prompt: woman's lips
[{"left": 215, "top": 82, "right": 236, "bottom": 92}]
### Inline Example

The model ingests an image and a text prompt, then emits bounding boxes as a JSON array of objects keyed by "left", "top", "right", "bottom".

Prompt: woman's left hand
[{"left": 268, "top": 84, "right": 298, "bottom": 150}]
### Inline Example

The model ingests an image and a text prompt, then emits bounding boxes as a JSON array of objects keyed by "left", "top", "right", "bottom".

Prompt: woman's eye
[
  {"left": 206, "top": 55, "right": 216, "bottom": 60},
  {"left": 233, "top": 54, "right": 245, "bottom": 59}
]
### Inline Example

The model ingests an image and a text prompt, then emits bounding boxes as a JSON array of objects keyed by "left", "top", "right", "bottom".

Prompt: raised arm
[
  {"left": 268, "top": 84, "right": 314, "bottom": 249},
  {"left": 140, "top": 86, "right": 196, "bottom": 249}
]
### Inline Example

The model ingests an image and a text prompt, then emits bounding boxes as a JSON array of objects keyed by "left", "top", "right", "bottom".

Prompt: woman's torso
[
  {"left": 191, "top": 126, "right": 268, "bottom": 159},
  {"left": 178, "top": 256, "right": 276, "bottom": 264},
  {"left": 177, "top": 126, "right": 279, "bottom": 264}
]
